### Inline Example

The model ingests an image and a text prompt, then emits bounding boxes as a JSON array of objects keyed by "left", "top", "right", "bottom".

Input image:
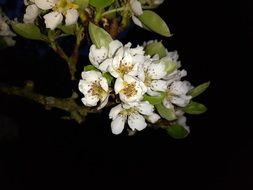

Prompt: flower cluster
[{"left": 79, "top": 40, "right": 194, "bottom": 135}]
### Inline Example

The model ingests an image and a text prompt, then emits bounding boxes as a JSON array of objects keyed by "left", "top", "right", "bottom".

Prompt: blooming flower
[
  {"left": 33, "top": 0, "right": 79, "bottom": 30},
  {"left": 78, "top": 70, "right": 109, "bottom": 109},
  {"left": 89, "top": 40, "right": 146, "bottom": 78},
  {"left": 114, "top": 74, "right": 147, "bottom": 104},
  {"left": 163, "top": 80, "right": 193, "bottom": 109},
  {"left": 109, "top": 101, "right": 160, "bottom": 134}
]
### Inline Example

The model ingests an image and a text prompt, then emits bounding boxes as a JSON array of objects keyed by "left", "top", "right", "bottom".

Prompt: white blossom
[
  {"left": 163, "top": 80, "right": 193, "bottom": 109},
  {"left": 78, "top": 70, "right": 109, "bottom": 109},
  {"left": 109, "top": 101, "right": 160, "bottom": 135},
  {"left": 130, "top": 0, "right": 144, "bottom": 28},
  {"left": 23, "top": 4, "right": 40, "bottom": 23},
  {"left": 33, "top": 0, "right": 79, "bottom": 30},
  {"left": 114, "top": 74, "right": 147, "bottom": 104}
]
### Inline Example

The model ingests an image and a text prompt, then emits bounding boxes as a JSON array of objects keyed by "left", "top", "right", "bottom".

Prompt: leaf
[
  {"left": 166, "top": 124, "right": 189, "bottom": 139},
  {"left": 103, "top": 72, "right": 114, "bottom": 85},
  {"left": 11, "top": 22, "right": 44, "bottom": 40},
  {"left": 89, "top": 0, "right": 114, "bottom": 9},
  {"left": 143, "top": 93, "right": 165, "bottom": 105},
  {"left": 74, "top": 0, "right": 89, "bottom": 10},
  {"left": 57, "top": 24, "right": 75, "bottom": 35},
  {"left": 155, "top": 103, "right": 177, "bottom": 121},
  {"left": 145, "top": 41, "right": 166, "bottom": 58},
  {"left": 138, "top": 10, "right": 171, "bottom": 37},
  {"left": 88, "top": 22, "right": 113, "bottom": 49},
  {"left": 84, "top": 65, "right": 98, "bottom": 71},
  {"left": 187, "top": 81, "right": 210, "bottom": 98},
  {"left": 182, "top": 101, "right": 207, "bottom": 115}
]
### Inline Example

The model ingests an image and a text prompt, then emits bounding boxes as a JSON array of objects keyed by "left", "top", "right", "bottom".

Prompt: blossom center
[
  {"left": 116, "top": 61, "right": 133, "bottom": 77},
  {"left": 121, "top": 82, "right": 137, "bottom": 98},
  {"left": 89, "top": 80, "right": 106, "bottom": 99},
  {"left": 52, "top": 0, "right": 78, "bottom": 15}
]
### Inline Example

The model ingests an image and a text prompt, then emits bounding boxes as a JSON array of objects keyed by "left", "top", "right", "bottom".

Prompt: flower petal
[
  {"left": 162, "top": 98, "right": 174, "bottom": 109},
  {"left": 108, "top": 40, "right": 123, "bottom": 58},
  {"left": 147, "top": 62, "right": 167, "bottom": 79},
  {"left": 170, "top": 81, "right": 192, "bottom": 95},
  {"left": 136, "top": 101, "right": 154, "bottom": 116},
  {"left": 98, "top": 95, "right": 109, "bottom": 110},
  {"left": 114, "top": 77, "right": 124, "bottom": 94},
  {"left": 111, "top": 115, "right": 126, "bottom": 135},
  {"left": 35, "top": 0, "right": 56, "bottom": 10},
  {"left": 128, "top": 113, "right": 147, "bottom": 131},
  {"left": 109, "top": 104, "right": 123, "bottom": 120},
  {"left": 65, "top": 9, "right": 79, "bottom": 26},
  {"left": 150, "top": 80, "right": 168, "bottom": 92},
  {"left": 99, "top": 77, "right": 109, "bottom": 92},
  {"left": 81, "top": 70, "right": 101, "bottom": 82},
  {"left": 98, "top": 58, "right": 112, "bottom": 72},
  {"left": 147, "top": 113, "right": 160, "bottom": 123},
  {"left": 23, "top": 4, "right": 40, "bottom": 23},
  {"left": 132, "top": 15, "right": 143, "bottom": 28},
  {"left": 170, "top": 95, "right": 191, "bottom": 107},
  {"left": 43, "top": 11, "right": 63, "bottom": 30},
  {"left": 89, "top": 45, "right": 108, "bottom": 67},
  {"left": 81, "top": 94, "right": 99, "bottom": 107},
  {"left": 130, "top": 0, "right": 143, "bottom": 16}
]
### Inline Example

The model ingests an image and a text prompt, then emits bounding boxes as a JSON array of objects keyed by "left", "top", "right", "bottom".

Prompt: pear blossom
[
  {"left": 114, "top": 74, "right": 147, "bottom": 104},
  {"left": 78, "top": 70, "right": 109, "bottom": 109},
  {"left": 109, "top": 101, "right": 160, "bottom": 135},
  {"left": 130, "top": 0, "right": 144, "bottom": 28},
  {"left": 163, "top": 80, "right": 193, "bottom": 109},
  {"left": 33, "top": 0, "right": 79, "bottom": 30},
  {"left": 23, "top": 4, "right": 40, "bottom": 23}
]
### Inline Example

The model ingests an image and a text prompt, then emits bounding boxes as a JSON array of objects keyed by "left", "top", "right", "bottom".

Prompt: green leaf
[
  {"left": 187, "top": 81, "right": 210, "bottom": 98},
  {"left": 74, "top": 0, "right": 89, "bottom": 10},
  {"left": 166, "top": 124, "right": 189, "bottom": 139},
  {"left": 57, "top": 24, "right": 75, "bottom": 35},
  {"left": 182, "top": 101, "right": 207, "bottom": 115},
  {"left": 143, "top": 93, "right": 165, "bottom": 105},
  {"left": 89, "top": 0, "right": 114, "bottom": 9},
  {"left": 103, "top": 72, "right": 114, "bottom": 85},
  {"left": 138, "top": 10, "right": 171, "bottom": 37},
  {"left": 84, "top": 65, "right": 98, "bottom": 71},
  {"left": 11, "top": 22, "right": 44, "bottom": 40},
  {"left": 145, "top": 41, "right": 166, "bottom": 58},
  {"left": 155, "top": 103, "right": 177, "bottom": 121},
  {"left": 88, "top": 22, "right": 113, "bottom": 49}
]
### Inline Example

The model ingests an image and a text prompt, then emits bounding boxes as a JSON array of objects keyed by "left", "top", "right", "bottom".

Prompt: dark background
[{"left": 0, "top": 0, "right": 250, "bottom": 189}]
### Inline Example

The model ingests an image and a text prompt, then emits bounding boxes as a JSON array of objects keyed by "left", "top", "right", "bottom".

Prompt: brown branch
[{"left": 0, "top": 82, "right": 99, "bottom": 123}]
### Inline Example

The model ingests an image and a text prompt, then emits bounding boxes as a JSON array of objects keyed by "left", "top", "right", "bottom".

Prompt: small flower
[
  {"left": 34, "top": 0, "right": 79, "bottom": 30},
  {"left": 129, "top": 0, "right": 144, "bottom": 28},
  {"left": 163, "top": 80, "right": 193, "bottom": 109},
  {"left": 138, "top": 58, "right": 168, "bottom": 96},
  {"left": 114, "top": 74, "right": 147, "bottom": 104},
  {"left": 78, "top": 70, "right": 109, "bottom": 109},
  {"left": 109, "top": 101, "right": 160, "bottom": 135},
  {"left": 23, "top": 4, "right": 40, "bottom": 23}
]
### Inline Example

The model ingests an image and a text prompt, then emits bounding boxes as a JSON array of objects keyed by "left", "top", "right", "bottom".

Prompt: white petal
[
  {"left": 128, "top": 113, "right": 147, "bottom": 131},
  {"left": 23, "top": 4, "right": 40, "bottom": 23},
  {"left": 150, "top": 80, "right": 168, "bottom": 92},
  {"left": 81, "top": 94, "right": 99, "bottom": 107},
  {"left": 147, "top": 88, "right": 161, "bottom": 96},
  {"left": 98, "top": 95, "right": 109, "bottom": 110},
  {"left": 35, "top": 0, "right": 56, "bottom": 10},
  {"left": 148, "top": 62, "right": 167, "bottom": 79},
  {"left": 132, "top": 15, "right": 143, "bottom": 27},
  {"left": 177, "top": 115, "right": 190, "bottom": 132},
  {"left": 170, "top": 81, "right": 192, "bottom": 95},
  {"left": 108, "top": 40, "right": 123, "bottom": 58},
  {"left": 65, "top": 9, "right": 79, "bottom": 26},
  {"left": 162, "top": 98, "right": 174, "bottom": 109},
  {"left": 136, "top": 101, "right": 154, "bottom": 116},
  {"left": 89, "top": 45, "right": 108, "bottom": 67},
  {"left": 138, "top": 69, "right": 145, "bottom": 82},
  {"left": 130, "top": 0, "right": 143, "bottom": 16},
  {"left": 111, "top": 115, "right": 126, "bottom": 135},
  {"left": 99, "top": 77, "right": 109, "bottom": 92},
  {"left": 114, "top": 78, "right": 124, "bottom": 94},
  {"left": 81, "top": 70, "right": 101, "bottom": 82},
  {"left": 78, "top": 80, "right": 91, "bottom": 94},
  {"left": 130, "top": 45, "right": 145, "bottom": 56},
  {"left": 43, "top": 11, "right": 63, "bottom": 30},
  {"left": 98, "top": 58, "right": 112, "bottom": 72},
  {"left": 123, "top": 74, "right": 136, "bottom": 84},
  {"left": 147, "top": 113, "right": 160, "bottom": 123},
  {"left": 171, "top": 95, "right": 191, "bottom": 107},
  {"left": 109, "top": 104, "right": 123, "bottom": 120}
]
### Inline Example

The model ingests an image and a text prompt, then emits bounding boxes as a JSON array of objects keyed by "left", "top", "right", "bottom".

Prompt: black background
[{"left": 0, "top": 0, "right": 250, "bottom": 189}]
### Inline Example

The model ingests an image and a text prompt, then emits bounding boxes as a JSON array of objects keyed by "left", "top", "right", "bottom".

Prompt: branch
[{"left": 0, "top": 82, "right": 99, "bottom": 123}]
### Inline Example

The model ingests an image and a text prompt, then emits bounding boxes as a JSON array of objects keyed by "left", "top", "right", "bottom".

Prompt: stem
[
  {"left": 102, "top": 7, "right": 127, "bottom": 17},
  {"left": 0, "top": 82, "right": 98, "bottom": 123}
]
